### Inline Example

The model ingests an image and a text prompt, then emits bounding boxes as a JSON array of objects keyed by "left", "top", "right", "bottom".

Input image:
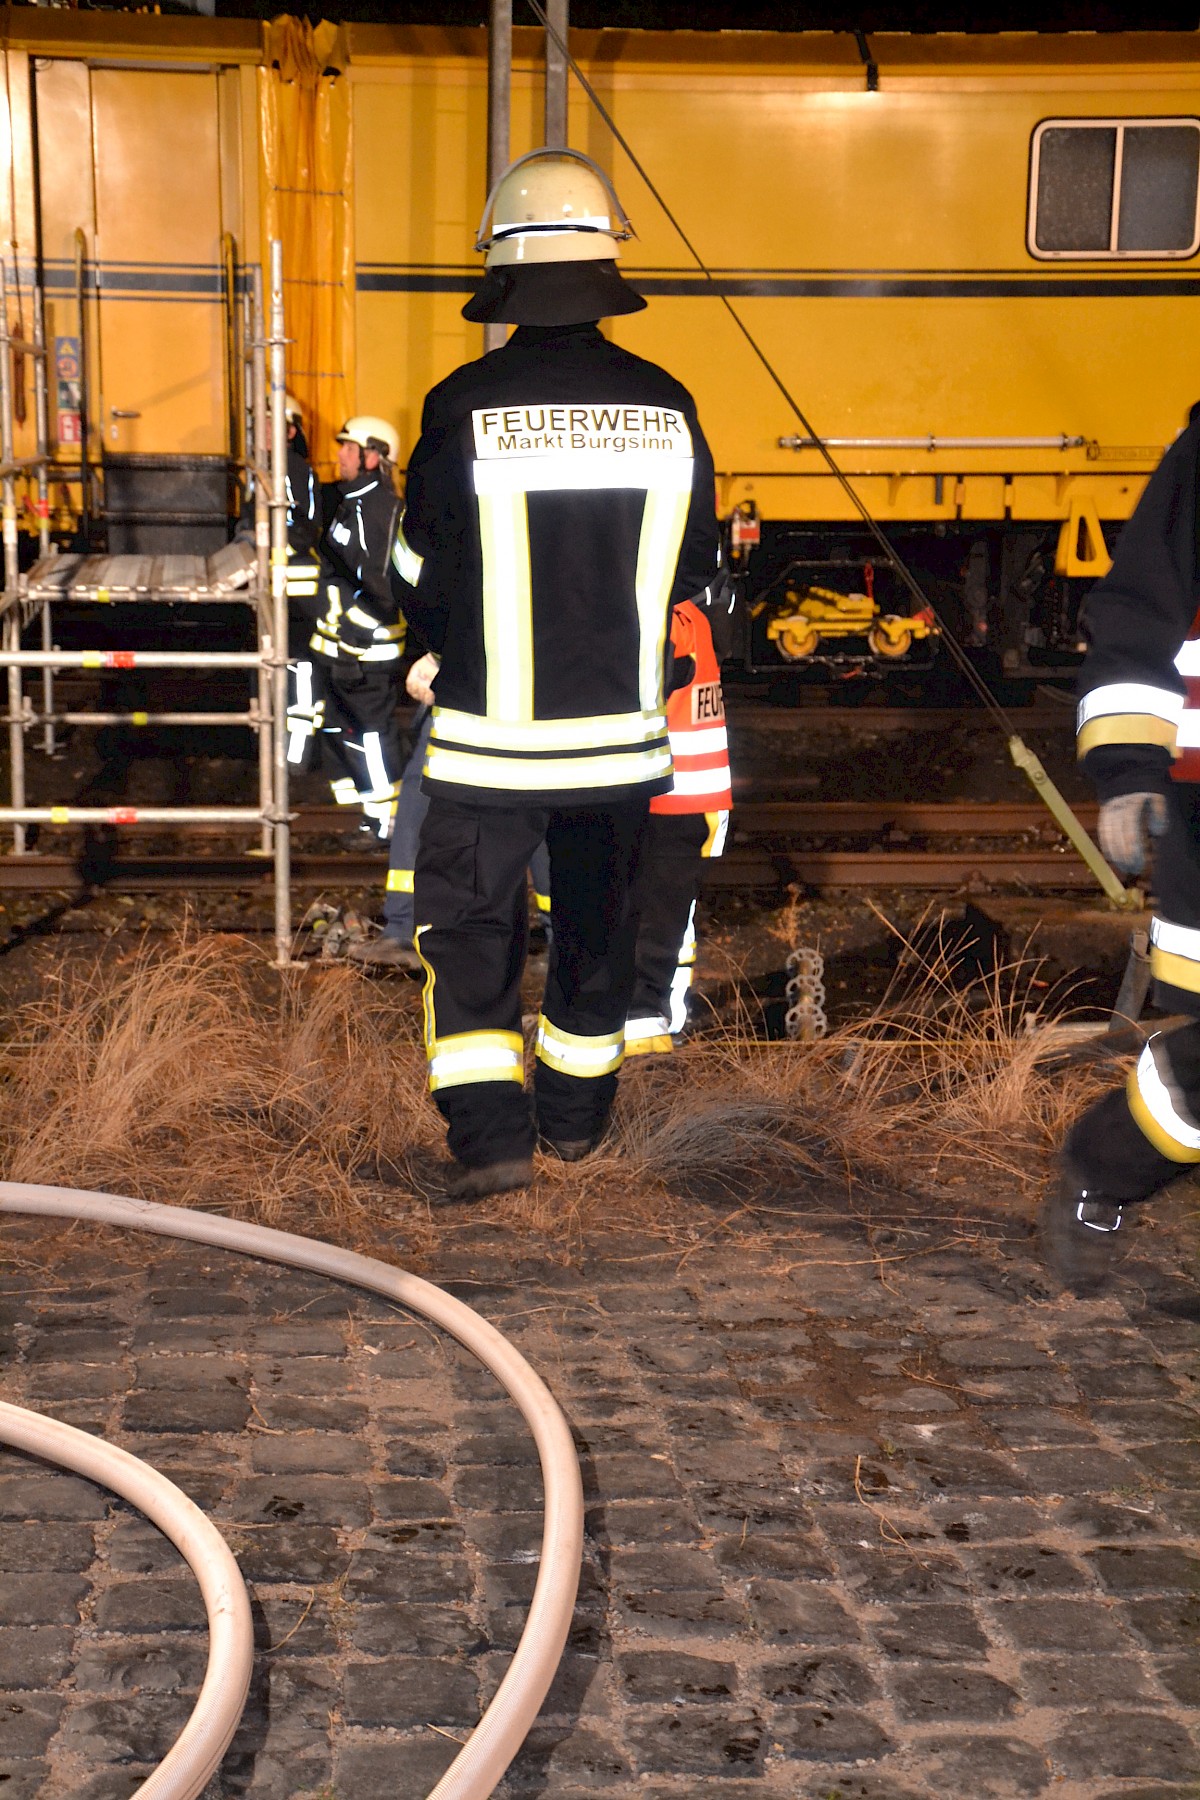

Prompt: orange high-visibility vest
[{"left": 652, "top": 600, "right": 733, "bottom": 815}]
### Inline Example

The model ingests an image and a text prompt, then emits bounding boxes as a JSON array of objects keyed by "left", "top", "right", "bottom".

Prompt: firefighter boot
[
  {"left": 346, "top": 931, "right": 422, "bottom": 974},
  {"left": 1039, "top": 1160, "right": 1137, "bottom": 1297},
  {"left": 445, "top": 1156, "right": 535, "bottom": 1202}
]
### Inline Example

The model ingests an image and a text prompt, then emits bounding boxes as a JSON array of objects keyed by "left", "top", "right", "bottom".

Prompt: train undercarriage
[{"left": 732, "top": 517, "right": 1098, "bottom": 691}]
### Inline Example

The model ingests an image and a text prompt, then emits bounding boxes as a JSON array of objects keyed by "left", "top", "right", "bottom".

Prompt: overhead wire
[{"left": 522, "top": 0, "right": 1021, "bottom": 739}]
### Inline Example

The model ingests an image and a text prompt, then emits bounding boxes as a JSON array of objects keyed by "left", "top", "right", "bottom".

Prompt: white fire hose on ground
[{"left": 0, "top": 1183, "right": 585, "bottom": 1800}]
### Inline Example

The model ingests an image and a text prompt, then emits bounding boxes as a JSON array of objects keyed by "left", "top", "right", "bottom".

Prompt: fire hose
[{"left": 0, "top": 1183, "right": 585, "bottom": 1800}]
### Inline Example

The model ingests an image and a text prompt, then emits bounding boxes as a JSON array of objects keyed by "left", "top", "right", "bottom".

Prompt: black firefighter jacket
[
  {"left": 389, "top": 321, "right": 720, "bottom": 807},
  {"left": 312, "top": 471, "right": 403, "bottom": 661},
  {"left": 1077, "top": 414, "right": 1200, "bottom": 801}
]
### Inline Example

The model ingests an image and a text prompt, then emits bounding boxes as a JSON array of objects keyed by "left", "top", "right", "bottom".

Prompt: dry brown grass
[
  {"left": 0, "top": 931, "right": 439, "bottom": 1253},
  {"left": 0, "top": 923, "right": 1125, "bottom": 1258}
]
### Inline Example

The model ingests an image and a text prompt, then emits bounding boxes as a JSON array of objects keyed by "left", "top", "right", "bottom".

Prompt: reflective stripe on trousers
[{"left": 1127, "top": 1033, "right": 1200, "bottom": 1163}]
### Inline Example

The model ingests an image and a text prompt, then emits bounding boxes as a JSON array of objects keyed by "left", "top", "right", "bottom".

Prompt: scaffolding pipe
[
  {"left": 485, "top": 0, "right": 512, "bottom": 355},
  {"left": 19, "top": 711, "right": 261, "bottom": 729},
  {"left": 250, "top": 264, "right": 272, "bottom": 855},
  {"left": 268, "top": 240, "right": 291, "bottom": 966},
  {"left": 31, "top": 288, "right": 54, "bottom": 754},
  {"left": 1, "top": 272, "right": 24, "bottom": 854},
  {"left": 74, "top": 228, "right": 90, "bottom": 547},
  {"left": 544, "top": 0, "right": 569, "bottom": 147},
  {"left": 0, "top": 806, "right": 266, "bottom": 824},
  {"left": 0, "top": 650, "right": 265, "bottom": 668}
]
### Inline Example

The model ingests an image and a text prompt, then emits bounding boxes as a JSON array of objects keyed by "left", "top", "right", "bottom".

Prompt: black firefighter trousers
[
  {"left": 413, "top": 793, "right": 649, "bottom": 1169},
  {"left": 1065, "top": 786, "right": 1200, "bottom": 1202}
]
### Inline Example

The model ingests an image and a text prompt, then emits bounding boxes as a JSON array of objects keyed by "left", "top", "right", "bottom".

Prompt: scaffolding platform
[{"left": 24, "top": 541, "right": 258, "bottom": 605}]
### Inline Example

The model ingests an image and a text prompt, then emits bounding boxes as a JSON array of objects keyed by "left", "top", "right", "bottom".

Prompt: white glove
[
  {"left": 1097, "top": 791, "right": 1169, "bottom": 875},
  {"left": 405, "top": 651, "right": 439, "bottom": 706}
]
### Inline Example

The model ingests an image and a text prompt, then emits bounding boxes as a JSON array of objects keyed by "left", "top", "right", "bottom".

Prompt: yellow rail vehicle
[{"left": 2, "top": 20, "right": 1198, "bottom": 671}]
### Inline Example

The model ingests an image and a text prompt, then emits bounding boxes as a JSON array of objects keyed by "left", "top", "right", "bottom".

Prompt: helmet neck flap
[{"left": 463, "top": 259, "right": 646, "bottom": 327}]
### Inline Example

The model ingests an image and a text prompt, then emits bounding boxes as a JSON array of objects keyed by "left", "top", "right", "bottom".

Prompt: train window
[{"left": 1029, "top": 118, "right": 1200, "bottom": 259}]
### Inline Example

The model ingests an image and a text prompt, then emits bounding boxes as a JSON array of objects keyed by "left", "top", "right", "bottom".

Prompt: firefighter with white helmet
[
  {"left": 300, "top": 412, "right": 405, "bottom": 838},
  {"left": 387, "top": 148, "right": 720, "bottom": 1199}
]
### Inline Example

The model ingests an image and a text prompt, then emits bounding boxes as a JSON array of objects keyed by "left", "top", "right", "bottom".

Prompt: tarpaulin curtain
[{"left": 258, "top": 17, "right": 354, "bottom": 480}]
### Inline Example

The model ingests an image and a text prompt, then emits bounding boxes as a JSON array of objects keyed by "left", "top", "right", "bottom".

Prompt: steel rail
[
  {"left": 736, "top": 799, "right": 1099, "bottom": 834},
  {"left": 725, "top": 705, "right": 1075, "bottom": 731},
  {"left": 0, "top": 845, "right": 1114, "bottom": 895},
  {"left": 703, "top": 848, "right": 1109, "bottom": 891}
]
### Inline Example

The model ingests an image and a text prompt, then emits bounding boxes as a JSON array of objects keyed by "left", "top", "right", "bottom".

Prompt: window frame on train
[{"left": 1027, "top": 116, "right": 1200, "bottom": 260}]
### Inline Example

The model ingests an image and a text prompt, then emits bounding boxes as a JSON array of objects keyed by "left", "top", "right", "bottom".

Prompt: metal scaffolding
[{"left": 0, "top": 239, "right": 294, "bottom": 966}]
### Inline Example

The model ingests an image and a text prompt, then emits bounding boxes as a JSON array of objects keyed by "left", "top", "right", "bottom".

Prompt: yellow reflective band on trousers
[
  {"left": 534, "top": 889, "right": 551, "bottom": 915},
  {"left": 624, "top": 1015, "right": 673, "bottom": 1057},
  {"left": 386, "top": 869, "right": 414, "bottom": 894},
  {"left": 1149, "top": 916, "right": 1200, "bottom": 996},
  {"left": 479, "top": 490, "right": 533, "bottom": 721},
  {"left": 535, "top": 1015, "right": 624, "bottom": 1078},
  {"left": 415, "top": 925, "right": 437, "bottom": 1063},
  {"left": 702, "top": 810, "right": 731, "bottom": 858},
  {"left": 413, "top": 927, "right": 525, "bottom": 1091},
  {"left": 1127, "top": 1040, "right": 1200, "bottom": 1163},
  {"left": 427, "top": 1029, "right": 525, "bottom": 1093}
]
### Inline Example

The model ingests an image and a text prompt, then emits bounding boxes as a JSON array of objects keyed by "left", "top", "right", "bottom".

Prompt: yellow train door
[{"left": 87, "top": 67, "right": 227, "bottom": 457}]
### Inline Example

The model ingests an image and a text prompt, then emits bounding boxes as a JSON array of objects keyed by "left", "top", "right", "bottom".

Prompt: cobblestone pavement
[{"left": 1, "top": 1190, "right": 1199, "bottom": 1800}]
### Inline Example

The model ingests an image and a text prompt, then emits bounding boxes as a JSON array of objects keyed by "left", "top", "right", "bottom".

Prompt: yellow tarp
[{"left": 258, "top": 16, "right": 355, "bottom": 480}]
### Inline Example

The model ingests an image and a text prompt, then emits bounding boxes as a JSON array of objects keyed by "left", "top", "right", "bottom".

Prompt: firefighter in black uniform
[
  {"left": 307, "top": 416, "right": 405, "bottom": 838},
  {"left": 389, "top": 148, "right": 720, "bottom": 1200},
  {"left": 1043, "top": 405, "right": 1200, "bottom": 1292}
]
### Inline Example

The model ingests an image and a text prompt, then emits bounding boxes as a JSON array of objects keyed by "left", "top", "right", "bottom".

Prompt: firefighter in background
[
  {"left": 1043, "top": 404, "right": 1200, "bottom": 1292},
  {"left": 305, "top": 417, "right": 404, "bottom": 839},
  {"left": 625, "top": 586, "right": 734, "bottom": 1053},
  {"left": 389, "top": 147, "right": 720, "bottom": 1201},
  {"left": 348, "top": 646, "right": 553, "bottom": 973}
]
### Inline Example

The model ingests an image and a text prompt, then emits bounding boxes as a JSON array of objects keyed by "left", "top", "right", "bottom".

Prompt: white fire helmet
[
  {"left": 475, "top": 148, "right": 634, "bottom": 268},
  {"left": 335, "top": 416, "right": 401, "bottom": 463},
  {"left": 284, "top": 393, "right": 304, "bottom": 426}
]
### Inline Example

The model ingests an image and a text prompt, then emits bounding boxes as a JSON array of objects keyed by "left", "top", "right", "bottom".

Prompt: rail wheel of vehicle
[
  {"left": 776, "top": 623, "right": 820, "bottom": 660},
  {"left": 869, "top": 618, "right": 913, "bottom": 659}
]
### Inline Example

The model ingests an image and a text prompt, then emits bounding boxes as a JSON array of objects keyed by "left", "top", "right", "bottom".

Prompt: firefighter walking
[
  {"left": 1044, "top": 405, "right": 1200, "bottom": 1292},
  {"left": 303, "top": 416, "right": 405, "bottom": 839},
  {"left": 389, "top": 148, "right": 720, "bottom": 1199}
]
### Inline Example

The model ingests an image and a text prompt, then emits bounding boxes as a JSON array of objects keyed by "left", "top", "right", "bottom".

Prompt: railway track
[{"left": 0, "top": 798, "right": 1110, "bottom": 895}]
